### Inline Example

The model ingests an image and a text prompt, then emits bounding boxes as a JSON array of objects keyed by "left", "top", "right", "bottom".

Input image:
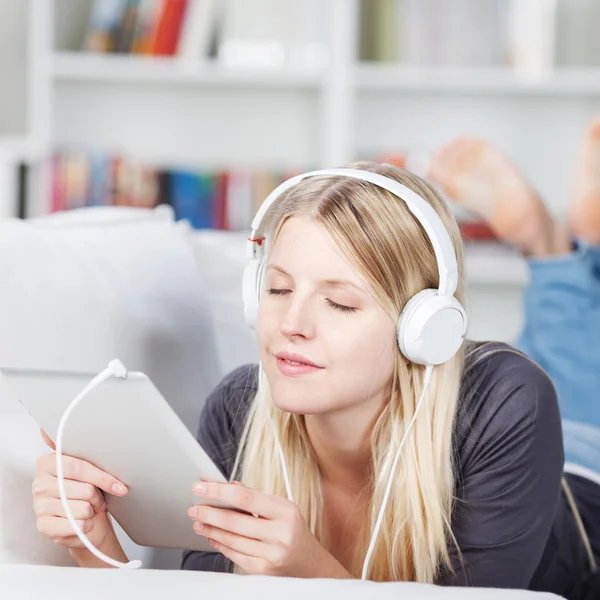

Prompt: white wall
[{"left": 0, "top": 0, "right": 28, "bottom": 137}]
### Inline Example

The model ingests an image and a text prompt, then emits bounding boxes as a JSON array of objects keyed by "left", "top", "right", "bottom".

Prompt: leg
[
  {"left": 569, "top": 115, "right": 600, "bottom": 247},
  {"left": 520, "top": 113, "right": 600, "bottom": 428},
  {"left": 429, "top": 137, "right": 600, "bottom": 430},
  {"left": 569, "top": 115, "right": 600, "bottom": 276},
  {"left": 519, "top": 241, "right": 600, "bottom": 428},
  {"left": 429, "top": 137, "right": 571, "bottom": 257}
]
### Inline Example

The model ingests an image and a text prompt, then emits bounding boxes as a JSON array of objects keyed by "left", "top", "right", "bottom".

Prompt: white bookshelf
[
  {"left": 464, "top": 242, "right": 527, "bottom": 286},
  {"left": 357, "top": 64, "right": 600, "bottom": 96},
  {"left": 0, "top": 137, "right": 45, "bottom": 163},
  {"left": 5, "top": 0, "right": 565, "bottom": 340},
  {"left": 8, "top": 3, "right": 598, "bottom": 285},
  {"left": 51, "top": 53, "right": 600, "bottom": 96},
  {"left": 52, "top": 51, "right": 327, "bottom": 88}
]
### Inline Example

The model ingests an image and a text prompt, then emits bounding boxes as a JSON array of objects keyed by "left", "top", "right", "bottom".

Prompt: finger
[
  {"left": 194, "top": 522, "right": 266, "bottom": 559},
  {"left": 35, "top": 497, "right": 100, "bottom": 520},
  {"left": 192, "top": 482, "right": 286, "bottom": 520},
  {"left": 36, "top": 454, "right": 128, "bottom": 497},
  {"left": 54, "top": 535, "right": 86, "bottom": 549},
  {"left": 33, "top": 475, "right": 106, "bottom": 512},
  {"left": 40, "top": 429, "right": 56, "bottom": 451},
  {"left": 37, "top": 515, "right": 95, "bottom": 539},
  {"left": 189, "top": 505, "right": 275, "bottom": 543},
  {"left": 208, "top": 538, "right": 252, "bottom": 574}
]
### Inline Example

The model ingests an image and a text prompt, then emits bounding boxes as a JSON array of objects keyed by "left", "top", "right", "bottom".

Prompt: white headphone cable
[
  {"left": 360, "top": 364, "right": 433, "bottom": 580},
  {"left": 268, "top": 363, "right": 433, "bottom": 580},
  {"left": 55, "top": 359, "right": 142, "bottom": 569}
]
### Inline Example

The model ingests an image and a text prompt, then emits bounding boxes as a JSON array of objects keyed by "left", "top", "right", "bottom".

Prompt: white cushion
[
  {"left": 0, "top": 207, "right": 222, "bottom": 569},
  {"left": 29, "top": 204, "right": 175, "bottom": 228},
  {"left": 0, "top": 565, "right": 561, "bottom": 599},
  {"left": 189, "top": 230, "right": 259, "bottom": 373}
]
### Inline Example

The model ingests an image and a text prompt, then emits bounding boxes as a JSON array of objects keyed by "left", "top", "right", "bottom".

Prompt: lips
[
  {"left": 274, "top": 351, "right": 323, "bottom": 368},
  {"left": 274, "top": 353, "right": 324, "bottom": 377}
]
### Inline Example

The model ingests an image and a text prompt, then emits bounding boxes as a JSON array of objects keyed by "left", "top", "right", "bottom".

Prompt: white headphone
[{"left": 242, "top": 167, "right": 468, "bottom": 366}]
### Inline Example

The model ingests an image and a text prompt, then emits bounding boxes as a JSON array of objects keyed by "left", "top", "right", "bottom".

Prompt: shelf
[
  {"left": 464, "top": 241, "right": 527, "bottom": 285},
  {"left": 52, "top": 55, "right": 600, "bottom": 96},
  {"left": 356, "top": 64, "right": 600, "bottom": 96},
  {"left": 192, "top": 230, "right": 528, "bottom": 286},
  {"left": 52, "top": 52, "right": 326, "bottom": 89},
  {"left": 0, "top": 137, "right": 45, "bottom": 163}
]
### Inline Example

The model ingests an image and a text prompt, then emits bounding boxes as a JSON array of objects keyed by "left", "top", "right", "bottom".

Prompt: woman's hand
[
  {"left": 188, "top": 481, "right": 353, "bottom": 578},
  {"left": 33, "top": 428, "right": 127, "bottom": 556}
]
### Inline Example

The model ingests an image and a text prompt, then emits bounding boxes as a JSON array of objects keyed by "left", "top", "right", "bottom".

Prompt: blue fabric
[{"left": 514, "top": 241, "right": 600, "bottom": 476}]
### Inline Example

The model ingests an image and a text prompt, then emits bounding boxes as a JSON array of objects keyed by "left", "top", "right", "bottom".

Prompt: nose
[{"left": 279, "top": 294, "right": 315, "bottom": 340}]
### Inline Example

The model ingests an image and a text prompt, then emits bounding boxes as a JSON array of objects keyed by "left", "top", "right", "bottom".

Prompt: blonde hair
[{"left": 231, "top": 161, "right": 467, "bottom": 582}]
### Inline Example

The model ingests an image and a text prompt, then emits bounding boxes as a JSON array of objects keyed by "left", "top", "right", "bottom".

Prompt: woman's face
[{"left": 256, "top": 216, "right": 397, "bottom": 415}]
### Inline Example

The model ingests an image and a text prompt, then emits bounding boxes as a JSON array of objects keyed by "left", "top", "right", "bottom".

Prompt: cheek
[
  {"left": 256, "top": 301, "right": 281, "bottom": 362},
  {"left": 334, "top": 322, "right": 396, "bottom": 392}
]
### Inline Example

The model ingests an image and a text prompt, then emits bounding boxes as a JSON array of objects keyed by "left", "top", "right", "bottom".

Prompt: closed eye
[
  {"left": 267, "top": 289, "right": 356, "bottom": 313},
  {"left": 325, "top": 299, "right": 357, "bottom": 313}
]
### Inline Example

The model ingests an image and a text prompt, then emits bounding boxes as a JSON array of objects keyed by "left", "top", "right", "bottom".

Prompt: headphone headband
[{"left": 246, "top": 168, "right": 459, "bottom": 296}]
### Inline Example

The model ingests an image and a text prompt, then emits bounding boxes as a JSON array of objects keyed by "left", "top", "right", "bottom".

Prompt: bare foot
[
  {"left": 429, "top": 137, "right": 570, "bottom": 256},
  {"left": 569, "top": 115, "right": 600, "bottom": 244}
]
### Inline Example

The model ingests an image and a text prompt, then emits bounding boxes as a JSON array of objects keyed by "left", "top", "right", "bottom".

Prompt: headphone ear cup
[
  {"left": 398, "top": 289, "right": 468, "bottom": 366},
  {"left": 242, "top": 260, "right": 263, "bottom": 329}
]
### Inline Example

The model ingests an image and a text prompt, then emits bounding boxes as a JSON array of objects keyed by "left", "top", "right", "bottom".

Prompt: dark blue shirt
[{"left": 181, "top": 342, "right": 600, "bottom": 598}]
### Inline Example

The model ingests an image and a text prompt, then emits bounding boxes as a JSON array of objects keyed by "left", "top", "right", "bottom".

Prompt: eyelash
[{"left": 266, "top": 289, "right": 357, "bottom": 313}]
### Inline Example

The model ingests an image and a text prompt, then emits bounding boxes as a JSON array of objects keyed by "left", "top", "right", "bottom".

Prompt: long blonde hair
[{"left": 231, "top": 161, "right": 467, "bottom": 582}]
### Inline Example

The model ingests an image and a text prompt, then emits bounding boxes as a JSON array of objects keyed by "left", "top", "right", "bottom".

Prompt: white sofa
[{"left": 0, "top": 206, "right": 558, "bottom": 598}]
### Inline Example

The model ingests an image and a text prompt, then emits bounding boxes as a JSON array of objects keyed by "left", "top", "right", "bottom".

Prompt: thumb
[{"left": 40, "top": 429, "right": 56, "bottom": 451}]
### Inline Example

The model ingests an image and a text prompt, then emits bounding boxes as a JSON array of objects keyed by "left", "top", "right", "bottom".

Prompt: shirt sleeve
[
  {"left": 180, "top": 364, "right": 257, "bottom": 572},
  {"left": 438, "top": 351, "right": 564, "bottom": 588}
]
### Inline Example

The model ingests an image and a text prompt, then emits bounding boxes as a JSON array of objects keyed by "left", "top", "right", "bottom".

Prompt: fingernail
[
  {"left": 112, "top": 483, "right": 127, "bottom": 495},
  {"left": 188, "top": 507, "right": 198, "bottom": 518},
  {"left": 192, "top": 483, "right": 206, "bottom": 494},
  {"left": 194, "top": 522, "right": 204, "bottom": 533}
]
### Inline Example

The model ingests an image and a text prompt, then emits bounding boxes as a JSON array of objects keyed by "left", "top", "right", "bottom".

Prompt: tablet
[{"left": 0, "top": 365, "right": 230, "bottom": 553}]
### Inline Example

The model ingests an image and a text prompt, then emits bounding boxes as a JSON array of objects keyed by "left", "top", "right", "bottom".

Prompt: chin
[{"left": 267, "top": 379, "right": 330, "bottom": 415}]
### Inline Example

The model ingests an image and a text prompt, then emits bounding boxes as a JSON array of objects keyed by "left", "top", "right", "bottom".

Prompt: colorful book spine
[
  {"left": 47, "top": 151, "right": 297, "bottom": 232},
  {"left": 85, "top": 0, "right": 127, "bottom": 53},
  {"left": 114, "top": 0, "right": 141, "bottom": 53},
  {"left": 131, "top": 0, "right": 165, "bottom": 53},
  {"left": 150, "top": 0, "right": 189, "bottom": 56},
  {"left": 176, "top": 0, "right": 218, "bottom": 65}
]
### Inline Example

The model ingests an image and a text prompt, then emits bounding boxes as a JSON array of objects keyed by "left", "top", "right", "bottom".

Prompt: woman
[{"left": 32, "top": 120, "right": 600, "bottom": 597}]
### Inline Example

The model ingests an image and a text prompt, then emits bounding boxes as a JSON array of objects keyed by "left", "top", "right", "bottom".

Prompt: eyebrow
[{"left": 267, "top": 264, "right": 367, "bottom": 293}]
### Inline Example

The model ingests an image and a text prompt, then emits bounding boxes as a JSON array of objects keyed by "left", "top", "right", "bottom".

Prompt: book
[
  {"left": 114, "top": 0, "right": 141, "bottom": 53},
  {"left": 50, "top": 153, "right": 65, "bottom": 213},
  {"left": 88, "top": 154, "right": 111, "bottom": 207},
  {"left": 507, "top": 0, "right": 557, "bottom": 74},
  {"left": 176, "top": 0, "right": 218, "bottom": 67},
  {"left": 131, "top": 0, "right": 165, "bottom": 54},
  {"left": 45, "top": 152, "right": 300, "bottom": 232},
  {"left": 212, "top": 170, "right": 229, "bottom": 230},
  {"left": 150, "top": 0, "right": 189, "bottom": 56},
  {"left": 84, "top": 0, "right": 127, "bottom": 53},
  {"left": 226, "top": 169, "right": 254, "bottom": 230},
  {"left": 17, "top": 163, "right": 28, "bottom": 219},
  {"left": 170, "top": 170, "right": 215, "bottom": 228}
]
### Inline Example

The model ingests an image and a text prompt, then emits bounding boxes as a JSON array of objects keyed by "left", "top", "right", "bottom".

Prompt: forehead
[{"left": 268, "top": 217, "right": 366, "bottom": 284}]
